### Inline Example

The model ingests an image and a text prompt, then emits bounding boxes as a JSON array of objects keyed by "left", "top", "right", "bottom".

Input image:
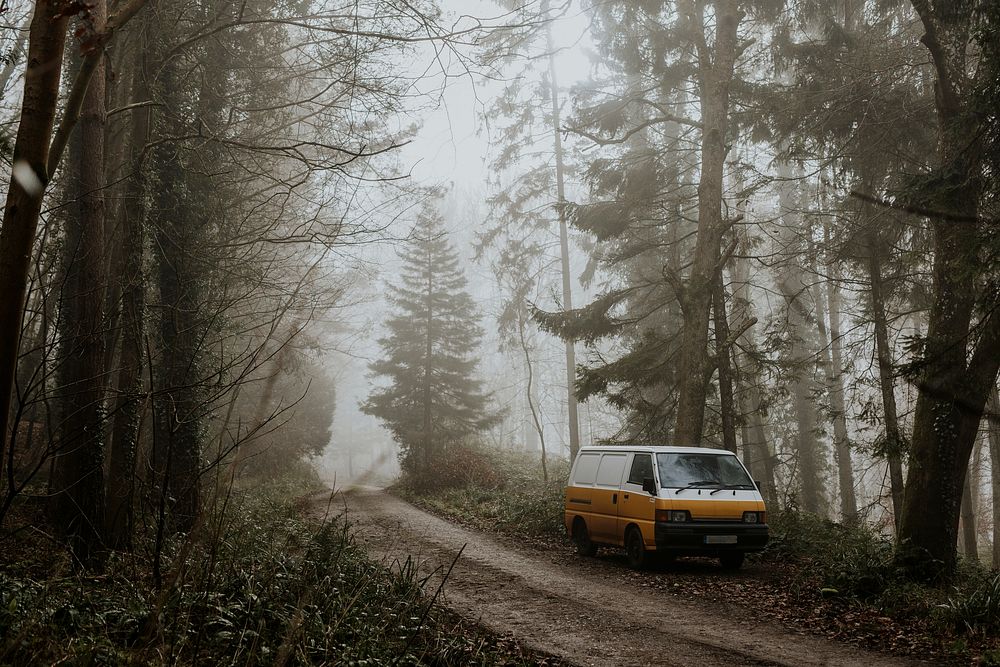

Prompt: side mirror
[{"left": 642, "top": 477, "right": 657, "bottom": 496}]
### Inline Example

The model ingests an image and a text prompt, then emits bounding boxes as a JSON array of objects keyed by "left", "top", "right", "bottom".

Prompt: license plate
[{"left": 705, "top": 535, "right": 737, "bottom": 544}]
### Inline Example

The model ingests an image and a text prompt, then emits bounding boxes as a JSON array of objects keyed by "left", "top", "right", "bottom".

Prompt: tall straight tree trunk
[
  {"left": 712, "top": 274, "right": 737, "bottom": 452},
  {"left": 423, "top": 255, "right": 434, "bottom": 474},
  {"left": 867, "top": 240, "right": 905, "bottom": 529},
  {"left": 988, "top": 389, "right": 1000, "bottom": 570},
  {"left": 543, "top": 5, "right": 580, "bottom": 460},
  {"left": 775, "top": 164, "right": 824, "bottom": 515},
  {"left": 822, "top": 269, "right": 858, "bottom": 522},
  {"left": 731, "top": 248, "right": 777, "bottom": 507},
  {"left": 959, "top": 450, "right": 978, "bottom": 559},
  {"left": 783, "top": 298, "right": 823, "bottom": 514},
  {"left": 150, "top": 50, "right": 204, "bottom": 532},
  {"left": 49, "top": 3, "right": 110, "bottom": 564},
  {"left": 0, "top": 2, "right": 70, "bottom": 500},
  {"left": 105, "top": 29, "right": 151, "bottom": 549},
  {"left": 674, "top": 1, "right": 742, "bottom": 444}
]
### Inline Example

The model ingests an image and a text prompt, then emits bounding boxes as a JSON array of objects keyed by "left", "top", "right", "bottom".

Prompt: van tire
[
  {"left": 624, "top": 526, "right": 646, "bottom": 569},
  {"left": 573, "top": 518, "right": 598, "bottom": 557},
  {"left": 719, "top": 552, "right": 745, "bottom": 570}
]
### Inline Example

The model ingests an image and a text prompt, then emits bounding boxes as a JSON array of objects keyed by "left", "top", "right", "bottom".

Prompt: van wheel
[
  {"left": 719, "top": 552, "right": 745, "bottom": 570},
  {"left": 573, "top": 518, "right": 598, "bottom": 557},
  {"left": 625, "top": 526, "right": 646, "bottom": 569}
]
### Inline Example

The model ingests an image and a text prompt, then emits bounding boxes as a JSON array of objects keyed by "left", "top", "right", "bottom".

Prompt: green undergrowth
[
  {"left": 0, "top": 471, "right": 558, "bottom": 666},
  {"left": 764, "top": 510, "right": 1000, "bottom": 653},
  {"left": 396, "top": 447, "right": 568, "bottom": 541}
]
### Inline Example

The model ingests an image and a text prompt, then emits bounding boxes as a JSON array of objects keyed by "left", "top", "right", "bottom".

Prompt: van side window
[
  {"left": 627, "top": 454, "right": 653, "bottom": 486},
  {"left": 573, "top": 453, "right": 601, "bottom": 485},
  {"left": 595, "top": 454, "right": 628, "bottom": 487}
]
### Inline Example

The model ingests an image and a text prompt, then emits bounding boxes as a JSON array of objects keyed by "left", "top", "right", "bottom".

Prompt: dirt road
[{"left": 315, "top": 488, "right": 927, "bottom": 666}]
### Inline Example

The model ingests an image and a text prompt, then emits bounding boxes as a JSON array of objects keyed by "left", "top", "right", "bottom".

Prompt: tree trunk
[
  {"left": 867, "top": 235, "right": 905, "bottom": 529},
  {"left": 674, "top": 1, "right": 742, "bottom": 445},
  {"left": 543, "top": 7, "right": 580, "bottom": 460},
  {"left": 518, "top": 310, "right": 547, "bottom": 481},
  {"left": 818, "top": 246, "right": 858, "bottom": 522},
  {"left": 786, "top": 313, "right": 823, "bottom": 515},
  {"left": 775, "top": 165, "right": 825, "bottom": 515},
  {"left": 0, "top": 15, "right": 29, "bottom": 95},
  {"left": 0, "top": 1, "right": 70, "bottom": 502},
  {"left": 105, "top": 23, "right": 150, "bottom": 550},
  {"left": 712, "top": 273, "right": 737, "bottom": 453},
  {"left": 423, "top": 248, "right": 434, "bottom": 475},
  {"left": 960, "top": 451, "right": 978, "bottom": 559},
  {"left": 49, "top": 3, "right": 110, "bottom": 564},
  {"left": 730, "top": 247, "right": 777, "bottom": 507},
  {"left": 894, "top": 2, "right": 1000, "bottom": 579},
  {"left": 150, "top": 50, "right": 205, "bottom": 531},
  {"left": 987, "top": 389, "right": 1000, "bottom": 570}
]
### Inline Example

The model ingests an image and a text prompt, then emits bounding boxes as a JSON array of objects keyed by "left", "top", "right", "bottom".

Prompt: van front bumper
[{"left": 654, "top": 521, "right": 769, "bottom": 553}]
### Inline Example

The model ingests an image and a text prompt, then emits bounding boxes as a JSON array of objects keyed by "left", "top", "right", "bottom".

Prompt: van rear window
[{"left": 573, "top": 453, "right": 601, "bottom": 485}]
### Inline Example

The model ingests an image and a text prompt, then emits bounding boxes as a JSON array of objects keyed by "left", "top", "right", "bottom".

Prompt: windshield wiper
[
  {"left": 709, "top": 483, "right": 754, "bottom": 495},
  {"left": 674, "top": 480, "right": 720, "bottom": 494}
]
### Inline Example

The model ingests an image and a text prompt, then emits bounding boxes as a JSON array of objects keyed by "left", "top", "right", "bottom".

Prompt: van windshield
[{"left": 656, "top": 452, "right": 754, "bottom": 489}]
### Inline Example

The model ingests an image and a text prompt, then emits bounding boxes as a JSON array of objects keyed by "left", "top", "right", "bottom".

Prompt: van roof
[{"left": 577, "top": 445, "right": 736, "bottom": 455}]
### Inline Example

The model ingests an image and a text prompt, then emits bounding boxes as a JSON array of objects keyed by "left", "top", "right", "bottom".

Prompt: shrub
[
  {"left": 764, "top": 510, "right": 899, "bottom": 599},
  {"left": 403, "top": 443, "right": 504, "bottom": 492},
  {"left": 937, "top": 572, "right": 1000, "bottom": 635},
  {"left": 401, "top": 447, "right": 568, "bottom": 539}
]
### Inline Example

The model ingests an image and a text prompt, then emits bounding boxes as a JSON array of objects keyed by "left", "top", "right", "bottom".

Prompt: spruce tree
[{"left": 363, "top": 205, "right": 499, "bottom": 479}]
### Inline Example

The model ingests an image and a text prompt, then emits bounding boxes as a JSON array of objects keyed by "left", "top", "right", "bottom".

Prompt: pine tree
[{"left": 363, "top": 205, "right": 499, "bottom": 480}]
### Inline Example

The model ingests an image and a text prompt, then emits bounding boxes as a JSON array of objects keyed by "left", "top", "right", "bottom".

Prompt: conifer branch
[{"left": 566, "top": 114, "right": 701, "bottom": 146}]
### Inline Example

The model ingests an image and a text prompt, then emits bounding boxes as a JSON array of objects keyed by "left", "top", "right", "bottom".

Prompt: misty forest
[{"left": 1, "top": 0, "right": 999, "bottom": 664}]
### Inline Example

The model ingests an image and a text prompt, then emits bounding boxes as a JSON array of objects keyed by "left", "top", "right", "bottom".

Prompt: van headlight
[
  {"left": 656, "top": 510, "right": 690, "bottom": 523},
  {"left": 742, "top": 511, "right": 765, "bottom": 523}
]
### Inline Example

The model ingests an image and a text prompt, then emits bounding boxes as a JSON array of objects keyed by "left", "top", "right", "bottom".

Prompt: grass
[
  {"left": 396, "top": 448, "right": 568, "bottom": 543},
  {"left": 0, "top": 470, "right": 560, "bottom": 666}
]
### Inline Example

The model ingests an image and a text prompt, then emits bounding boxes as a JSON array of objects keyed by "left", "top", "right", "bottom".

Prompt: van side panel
[
  {"left": 564, "top": 452, "right": 601, "bottom": 538},
  {"left": 589, "top": 453, "right": 628, "bottom": 544},
  {"left": 619, "top": 452, "right": 657, "bottom": 548}
]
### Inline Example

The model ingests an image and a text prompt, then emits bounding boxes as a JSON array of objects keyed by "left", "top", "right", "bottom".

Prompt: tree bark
[
  {"left": 674, "top": 1, "right": 742, "bottom": 445},
  {"left": 0, "top": 1, "right": 70, "bottom": 504},
  {"left": 730, "top": 247, "right": 777, "bottom": 507},
  {"left": 517, "top": 309, "right": 547, "bottom": 481},
  {"left": 712, "top": 273, "right": 738, "bottom": 453},
  {"left": 543, "top": 5, "right": 580, "bottom": 460},
  {"left": 867, "top": 236, "right": 905, "bottom": 528},
  {"left": 896, "top": 0, "right": 1000, "bottom": 580},
  {"left": 815, "top": 236, "right": 857, "bottom": 522},
  {"left": 105, "top": 28, "right": 151, "bottom": 549},
  {"left": 49, "top": 2, "right": 111, "bottom": 565},
  {"left": 959, "top": 451, "right": 978, "bottom": 559},
  {"left": 987, "top": 389, "right": 1000, "bottom": 570},
  {"left": 784, "top": 295, "right": 823, "bottom": 515},
  {"left": 775, "top": 164, "right": 824, "bottom": 515},
  {"left": 422, "top": 243, "right": 434, "bottom": 475}
]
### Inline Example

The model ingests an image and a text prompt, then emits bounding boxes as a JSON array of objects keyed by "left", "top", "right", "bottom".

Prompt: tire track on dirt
[{"left": 313, "top": 488, "right": 927, "bottom": 667}]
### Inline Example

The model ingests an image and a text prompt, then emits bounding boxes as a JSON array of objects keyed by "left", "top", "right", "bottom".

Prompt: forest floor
[{"left": 316, "top": 487, "right": 933, "bottom": 667}]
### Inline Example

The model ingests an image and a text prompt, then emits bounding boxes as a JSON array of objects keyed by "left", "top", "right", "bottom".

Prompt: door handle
[
  {"left": 623, "top": 493, "right": 629, "bottom": 499},
  {"left": 612, "top": 493, "right": 617, "bottom": 504}
]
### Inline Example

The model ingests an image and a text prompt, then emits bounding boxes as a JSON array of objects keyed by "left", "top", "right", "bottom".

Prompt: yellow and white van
[{"left": 564, "top": 446, "right": 768, "bottom": 569}]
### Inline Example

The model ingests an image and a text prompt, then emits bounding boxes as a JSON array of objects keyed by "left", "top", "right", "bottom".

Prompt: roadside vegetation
[
  {"left": 400, "top": 449, "right": 1000, "bottom": 665},
  {"left": 0, "top": 471, "right": 559, "bottom": 666}
]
